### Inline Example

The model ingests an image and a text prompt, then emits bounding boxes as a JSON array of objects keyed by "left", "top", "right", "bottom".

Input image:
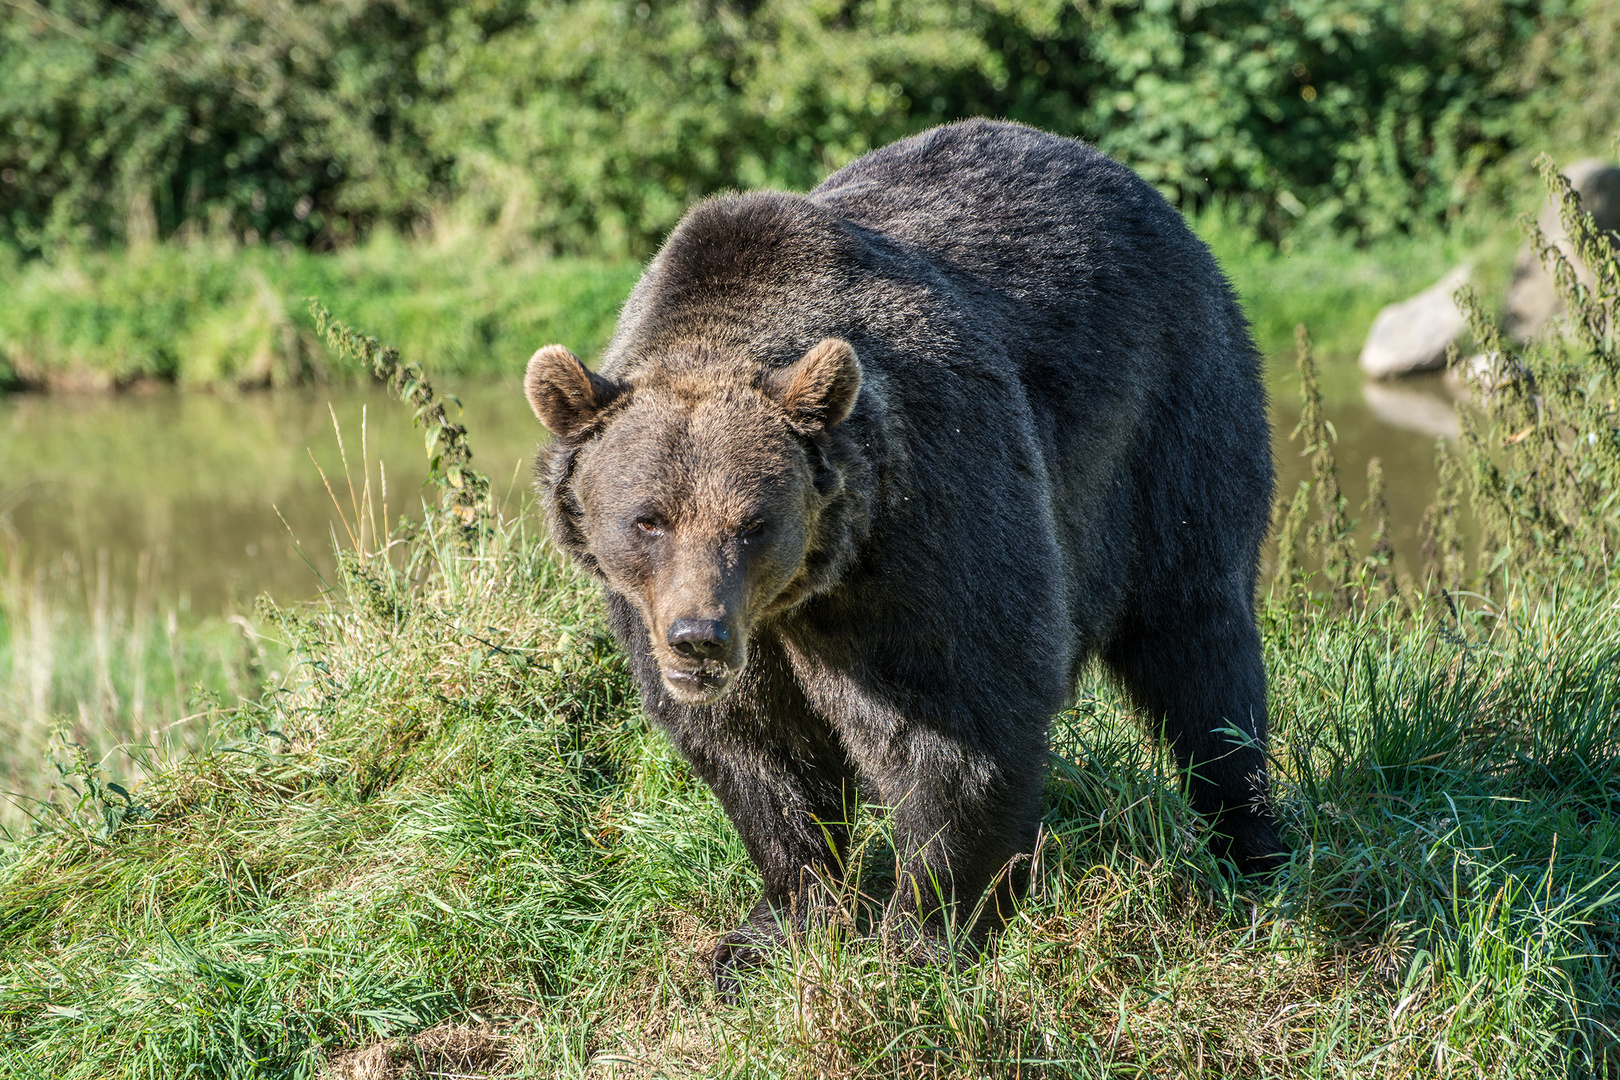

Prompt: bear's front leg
[
  {"left": 876, "top": 723, "right": 1048, "bottom": 957},
  {"left": 670, "top": 721, "right": 855, "bottom": 1000},
  {"left": 609, "top": 594, "right": 859, "bottom": 997}
]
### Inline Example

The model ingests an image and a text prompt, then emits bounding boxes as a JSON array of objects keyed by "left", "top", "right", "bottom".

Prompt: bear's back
[
  {"left": 600, "top": 120, "right": 1260, "bottom": 467},
  {"left": 586, "top": 120, "right": 1271, "bottom": 720},
  {"left": 810, "top": 119, "right": 1227, "bottom": 332},
  {"left": 809, "top": 120, "right": 1263, "bottom": 494}
]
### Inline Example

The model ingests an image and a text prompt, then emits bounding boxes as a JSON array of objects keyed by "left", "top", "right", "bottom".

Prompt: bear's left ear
[
  {"left": 765, "top": 338, "right": 862, "bottom": 430},
  {"left": 525, "top": 345, "right": 622, "bottom": 440}
]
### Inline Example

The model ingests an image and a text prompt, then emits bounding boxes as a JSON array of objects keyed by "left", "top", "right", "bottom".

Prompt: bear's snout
[
  {"left": 657, "top": 611, "right": 745, "bottom": 704},
  {"left": 667, "top": 617, "right": 730, "bottom": 659}
]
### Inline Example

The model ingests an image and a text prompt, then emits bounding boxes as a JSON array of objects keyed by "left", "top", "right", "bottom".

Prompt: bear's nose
[{"left": 668, "top": 618, "right": 730, "bottom": 660}]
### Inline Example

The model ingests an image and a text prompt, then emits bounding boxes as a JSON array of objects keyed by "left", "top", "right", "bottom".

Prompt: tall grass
[
  {"left": 1451, "top": 151, "right": 1620, "bottom": 588},
  {"left": 0, "top": 312, "right": 1616, "bottom": 1078},
  {"left": 0, "top": 543, "right": 274, "bottom": 838}
]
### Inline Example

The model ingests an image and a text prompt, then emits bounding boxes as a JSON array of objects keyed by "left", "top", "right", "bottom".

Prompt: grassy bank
[
  {"left": 0, "top": 236, "right": 640, "bottom": 390},
  {"left": 0, "top": 473, "right": 1615, "bottom": 1076},
  {"left": 3, "top": 187, "right": 1614, "bottom": 1074},
  {"left": 0, "top": 209, "right": 1492, "bottom": 392}
]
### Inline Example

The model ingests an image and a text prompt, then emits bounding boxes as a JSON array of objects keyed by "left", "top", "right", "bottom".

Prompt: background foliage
[{"left": 4, "top": 0, "right": 1618, "bottom": 258}]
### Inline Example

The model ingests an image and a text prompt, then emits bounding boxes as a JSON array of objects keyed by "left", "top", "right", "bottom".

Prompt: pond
[
  {"left": 0, "top": 361, "right": 1462, "bottom": 619},
  {"left": 0, "top": 381, "right": 545, "bottom": 617}
]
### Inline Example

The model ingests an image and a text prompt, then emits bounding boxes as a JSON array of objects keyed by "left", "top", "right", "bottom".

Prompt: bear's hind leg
[{"left": 1104, "top": 596, "right": 1287, "bottom": 877}]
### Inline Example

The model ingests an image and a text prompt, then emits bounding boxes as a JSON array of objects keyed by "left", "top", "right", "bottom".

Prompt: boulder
[
  {"left": 1503, "top": 158, "right": 1620, "bottom": 342},
  {"left": 1358, "top": 263, "right": 1472, "bottom": 379}
]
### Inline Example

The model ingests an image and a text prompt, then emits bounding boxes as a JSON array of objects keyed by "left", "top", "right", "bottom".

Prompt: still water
[
  {"left": 0, "top": 364, "right": 1460, "bottom": 618},
  {"left": 0, "top": 381, "right": 547, "bottom": 615}
]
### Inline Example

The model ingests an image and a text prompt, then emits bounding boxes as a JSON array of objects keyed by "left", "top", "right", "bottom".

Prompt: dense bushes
[
  {"left": 0, "top": 0, "right": 450, "bottom": 253},
  {"left": 5, "top": 0, "right": 1617, "bottom": 258}
]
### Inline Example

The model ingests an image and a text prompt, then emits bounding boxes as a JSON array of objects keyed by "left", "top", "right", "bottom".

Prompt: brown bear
[{"left": 524, "top": 118, "right": 1284, "bottom": 997}]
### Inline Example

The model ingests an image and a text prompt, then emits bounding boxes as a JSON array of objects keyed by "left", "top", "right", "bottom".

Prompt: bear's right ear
[
  {"left": 525, "top": 345, "right": 621, "bottom": 440},
  {"left": 765, "top": 338, "right": 862, "bottom": 430}
]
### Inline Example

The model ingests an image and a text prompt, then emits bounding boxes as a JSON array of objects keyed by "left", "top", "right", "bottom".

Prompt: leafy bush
[
  {"left": 0, "top": 0, "right": 451, "bottom": 253},
  {"left": 1452, "top": 151, "right": 1620, "bottom": 586},
  {"left": 6, "top": 0, "right": 1616, "bottom": 257}
]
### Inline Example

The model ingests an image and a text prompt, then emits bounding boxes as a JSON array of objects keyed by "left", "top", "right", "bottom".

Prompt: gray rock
[
  {"left": 1358, "top": 263, "right": 1472, "bottom": 379},
  {"left": 1503, "top": 158, "right": 1620, "bottom": 342}
]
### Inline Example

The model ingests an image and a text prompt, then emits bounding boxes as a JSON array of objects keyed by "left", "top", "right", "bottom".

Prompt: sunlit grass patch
[
  {"left": 2, "top": 491, "right": 1616, "bottom": 1076},
  {"left": 0, "top": 237, "right": 639, "bottom": 390}
]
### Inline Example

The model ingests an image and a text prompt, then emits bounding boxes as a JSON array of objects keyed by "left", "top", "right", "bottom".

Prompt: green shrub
[
  {"left": 1453, "top": 150, "right": 1620, "bottom": 588},
  {"left": 6, "top": 0, "right": 1617, "bottom": 258}
]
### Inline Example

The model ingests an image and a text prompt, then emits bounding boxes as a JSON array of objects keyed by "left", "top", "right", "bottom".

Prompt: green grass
[
  {"left": 0, "top": 475, "right": 1615, "bottom": 1076},
  {"left": 0, "top": 234, "right": 640, "bottom": 388},
  {"left": 1, "top": 215, "right": 1613, "bottom": 1075}
]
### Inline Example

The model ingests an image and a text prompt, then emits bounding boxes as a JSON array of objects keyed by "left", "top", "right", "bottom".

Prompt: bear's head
[{"left": 525, "top": 338, "right": 861, "bottom": 705}]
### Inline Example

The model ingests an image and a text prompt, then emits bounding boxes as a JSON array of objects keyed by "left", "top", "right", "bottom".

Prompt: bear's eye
[
  {"left": 738, "top": 519, "right": 766, "bottom": 540},
  {"left": 633, "top": 517, "right": 666, "bottom": 537}
]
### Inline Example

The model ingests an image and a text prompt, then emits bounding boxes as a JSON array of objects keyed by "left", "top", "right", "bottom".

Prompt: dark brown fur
[{"left": 525, "top": 120, "right": 1285, "bottom": 997}]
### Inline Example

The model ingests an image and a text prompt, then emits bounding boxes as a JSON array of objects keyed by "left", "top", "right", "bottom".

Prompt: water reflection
[
  {"left": 0, "top": 382, "right": 547, "bottom": 616},
  {"left": 1360, "top": 378, "right": 1461, "bottom": 441},
  {"left": 1269, "top": 362, "right": 1446, "bottom": 576},
  {"left": 0, "top": 363, "right": 1455, "bottom": 618}
]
